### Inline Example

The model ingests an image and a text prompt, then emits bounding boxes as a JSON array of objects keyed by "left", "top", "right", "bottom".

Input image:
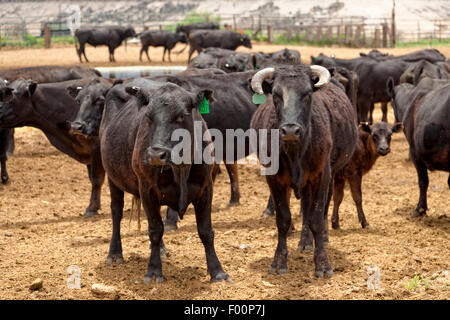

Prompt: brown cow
[{"left": 332, "top": 121, "right": 403, "bottom": 229}]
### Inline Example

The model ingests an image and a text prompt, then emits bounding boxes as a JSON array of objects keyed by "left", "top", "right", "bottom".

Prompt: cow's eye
[{"left": 372, "top": 134, "right": 378, "bottom": 141}]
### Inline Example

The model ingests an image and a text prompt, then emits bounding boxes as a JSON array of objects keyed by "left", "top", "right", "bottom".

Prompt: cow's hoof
[
  {"left": 361, "top": 222, "right": 370, "bottom": 228},
  {"left": 412, "top": 208, "right": 426, "bottom": 217},
  {"left": 326, "top": 269, "right": 334, "bottom": 277},
  {"left": 297, "top": 244, "right": 313, "bottom": 252},
  {"left": 262, "top": 209, "right": 274, "bottom": 218},
  {"left": 315, "top": 270, "right": 324, "bottom": 278},
  {"left": 84, "top": 210, "right": 99, "bottom": 217},
  {"left": 143, "top": 274, "right": 164, "bottom": 284},
  {"left": 210, "top": 271, "right": 230, "bottom": 283},
  {"left": 164, "top": 223, "right": 178, "bottom": 232},
  {"left": 269, "top": 266, "right": 287, "bottom": 275},
  {"left": 228, "top": 201, "right": 240, "bottom": 207},
  {"left": 106, "top": 254, "right": 124, "bottom": 266},
  {"left": 331, "top": 223, "right": 340, "bottom": 230}
]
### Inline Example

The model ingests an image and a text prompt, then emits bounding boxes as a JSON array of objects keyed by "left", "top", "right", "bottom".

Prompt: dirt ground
[{"left": 0, "top": 43, "right": 449, "bottom": 300}]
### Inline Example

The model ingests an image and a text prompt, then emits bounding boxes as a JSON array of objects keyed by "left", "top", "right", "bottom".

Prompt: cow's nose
[
  {"left": 148, "top": 147, "right": 169, "bottom": 165},
  {"left": 70, "top": 122, "right": 85, "bottom": 134},
  {"left": 280, "top": 124, "right": 302, "bottom": 141},
  {"left": 377, "top": 146, "right": 390, "bottom": 156}
]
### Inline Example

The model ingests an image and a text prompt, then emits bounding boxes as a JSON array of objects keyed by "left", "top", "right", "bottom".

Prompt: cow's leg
[
  {"left": 348, "top": 174, "right": 369, "bottom": 228},
  {"left": 84, "top": 161, "right": 105, "bottom": 217},
  {"left": 193, "top": 181, "right": 229, "bottom": 282},
  {"left": 411, "top": 152, "right": 429, "bottom": 217},
  {"left": 309, "top": 167, "right": 333, "bottom": 278},
  {"left": 168, "top": 49, "right": 172, "bottom": 62},
  {"left": 108, "top": 47, "right": 115, "bottom": 62},
  {"left": 267, "top": 175, "right": 291, "bottom": 275},
  {"left": 381, "top": 102, "right": 388, "bottom": 123},
  {"left": 79, "top": 43, "right": 89, "bottom": 63},
  {"left": 322, "top": 180, "right": 333, "bottom": 242},
  {"left": 0, "top": 153, "right": 9, "bottom": 184},
  {"left": 162, "top": 48, "right": 167, "bottom": 62},
  {"left": 106, "top": 178, "right": 125, "bottom": 265},
  {"left": 164, "top": 207, "right": 179, "bottom": 232},
  {"left": 358, "top": 99, "right": 371, "bottom": 123},
  {"left": 448, "top": 174, "right": 450, "bottom": 189},
  {"left": 369, "top": 103, "right": 375, "bottom": 124},
  {"left": 141, "top": 187, "right": 164, "bottom": 284},
  {"left": 76, "top": 43, "right": 83, "bottom": 63},
  {"left": 144, "top": 47, "right": 151, "bottom": 62},
  {"left": 225, "top": 162, "right": 240, "bottom": 206},
  {"left": 331, "top": 177, "right": 345, "bottom": 229},
  {"left": 298, "top": 184, "right": 313, "bottom": 251},
  {"left": 139, "top": 46, "right": 145, "bottom": 62},
  {"left": 262, "top": 195, "right": 275, "bottom": 217},
  {"left": 187, "top": 46, "right": 195, "bottom": 63}
]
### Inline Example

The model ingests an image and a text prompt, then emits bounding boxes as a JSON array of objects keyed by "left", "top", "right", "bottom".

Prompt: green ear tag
[
  {"left": 252, "top": 93, "right": 266, "bottom": 105},
  {"left": 199, "top": 97, "right": 210, "bottom": 114}
]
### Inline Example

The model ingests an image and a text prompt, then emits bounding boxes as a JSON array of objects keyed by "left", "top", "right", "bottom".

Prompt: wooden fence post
[
  {"left": 344, "top": 24, "right": 351, "bottom": 45},
  {"left": 337, "top": 25, "right": 342, "bottom": 44},
  {"left": 286, "top": 26, "right": 292, "bottom": 41},
  {"left": 353, "top": 25, "right": 361, "bottom": 47},
  {"left": 315, "top": 26, "right": 322, "bottom": 42},
  {"left": 382, "top": 23, "right": 388, "bottom": 47},
  {"left": 306, "top": 26, "right": 313, "bottom": 42},
  {"left": 373, "top": 28, "right": 381, "bottom": 47},
  {"left": 267, "top": 25, "right": 273, "bottom": 43},
  {"left": 233, "top": 15, "right": 236, "bottom": 31},
  {"left": 326, "top": 26, "right": 333, "bottom": 41},
  {"left": 44, "top": 26, "right": 51, "bottom": 49}
]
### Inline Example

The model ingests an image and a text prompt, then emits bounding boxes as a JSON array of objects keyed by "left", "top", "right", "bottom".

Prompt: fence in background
[{"left": 0, "top": 12, "right": 448, "bottom": 49}]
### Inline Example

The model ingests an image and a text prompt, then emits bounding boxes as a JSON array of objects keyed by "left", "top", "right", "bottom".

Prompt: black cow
[
  {"left": 250, "top": 64, "right": 358, "bottom": 277},
  {"left": 360, "top": 48, "right": 446, "bottom": 63},
  {"left": 0, "top": 77, "right": 110, "bottom": 217},
  {"left": 187, "top": 30, "right": 252, "bottom": 63},
  {"left": 189, "top": 47, "right": 253, "bottom": 72},
  {"left": 98, "top": 78, "right": 229, "bottom": 283},
  {"left": 0, "top": 66, "right": 101, "bottom": 83},
  {"left": 399, "top": 60, "right": 449, "bottom": 85},
  {"left": 175, "top": 22, "right": 220, "bottom": 36},
  {"left": 75, "top": 26, "right": 137, "bottom": 62},
  {"left": 387, "top": 77, "right": 450, "bottom": 216},
  {"left": 139, "top": 30, "right": 187, "bottom": 62},
  {"left": 69, "top": 69, "right": 261, "bottom": 231},
  {"left": 0, "top": 78, "right": 13, "bottom": 184},
  {"left": 253, "top": 48, "right": 301, "bottom": 69}
]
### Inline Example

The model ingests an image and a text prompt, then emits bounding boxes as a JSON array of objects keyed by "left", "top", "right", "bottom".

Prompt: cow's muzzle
[
  {"left": 377, "top": 146, "right": 390, "bottom": 156},
  {"left": 280, "top": 123, "right": 303, "bottom": 142},
  {"left": 147, "top": 146, "right": 171, "bottom": 166}
]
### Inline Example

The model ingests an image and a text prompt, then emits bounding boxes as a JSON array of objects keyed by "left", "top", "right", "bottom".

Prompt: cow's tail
[
  {"left": 174, "top": 43, "right": 188, "bottom": 55},
  {"left": 129, "top": 196, "right": 142, "bottom": 232}
]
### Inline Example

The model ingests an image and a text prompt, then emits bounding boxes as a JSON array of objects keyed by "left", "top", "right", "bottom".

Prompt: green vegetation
[
  {"left": 1, "top": 35, "right": 75, "bottom": 48},
  {"left": 404, "top": 274, "right": 431, "bottom": 292},
  {"left": 164, "top": 11, "right": 221, "bottom": 33},
  {"left": 396, "top": 38, "right": 450, "bottom": 48}
]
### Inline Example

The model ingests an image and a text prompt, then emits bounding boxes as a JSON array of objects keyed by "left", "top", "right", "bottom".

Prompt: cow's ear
[
  {"left": 125, "top": 86, "right": 149, "bottom": 105},
  {"left": 359, "top": 122, "right": 371, "bottom": 133},
  {"left": 392, "top": 122, "right": 403, "bottom": 133},
  {"left": 27, "top": 81, "right": 37, "bottom": 97},
  {"left": 0, "top": 87, "right": 14, "bottom": 103},
  {"left": 113, "top": 79, "right": 124, "bottom": 86},
  {"left": 67, "top": 85, "right": 82, "bottom": 99},
  {"left": 194, "top": 89, "right": 214, "bottom": 111},
  {"left": 310, "top": 56, "right": 317, "bottom": 63}
]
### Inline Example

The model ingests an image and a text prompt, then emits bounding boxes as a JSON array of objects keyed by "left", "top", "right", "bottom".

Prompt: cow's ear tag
[
  {"left": 199, "top": 97, "right": 210, "bottom": 114},
  {"left": 252, "top": 93, "right": 266, "bottom": 105}
]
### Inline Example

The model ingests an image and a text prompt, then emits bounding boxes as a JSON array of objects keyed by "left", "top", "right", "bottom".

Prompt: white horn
[
  {"left": 310, "top": 65, "right": 331, "bottom": 88},
  {"left": 251, "top": 67, "right": 275, "bottom": 95}
]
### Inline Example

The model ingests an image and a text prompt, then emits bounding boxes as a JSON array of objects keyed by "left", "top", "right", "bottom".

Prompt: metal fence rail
[{"left": 0, "top": 13, "right": 448, "bottom": 49}]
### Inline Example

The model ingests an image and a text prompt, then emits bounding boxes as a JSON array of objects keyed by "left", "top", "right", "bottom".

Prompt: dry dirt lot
[{"left": 0, "top": 43, "right": 449, "bottom": 300}]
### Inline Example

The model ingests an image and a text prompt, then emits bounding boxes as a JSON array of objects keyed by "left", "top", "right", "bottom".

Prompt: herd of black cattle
[{"left": 0, "top": 21, "right": 449, "bottom": 283}]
